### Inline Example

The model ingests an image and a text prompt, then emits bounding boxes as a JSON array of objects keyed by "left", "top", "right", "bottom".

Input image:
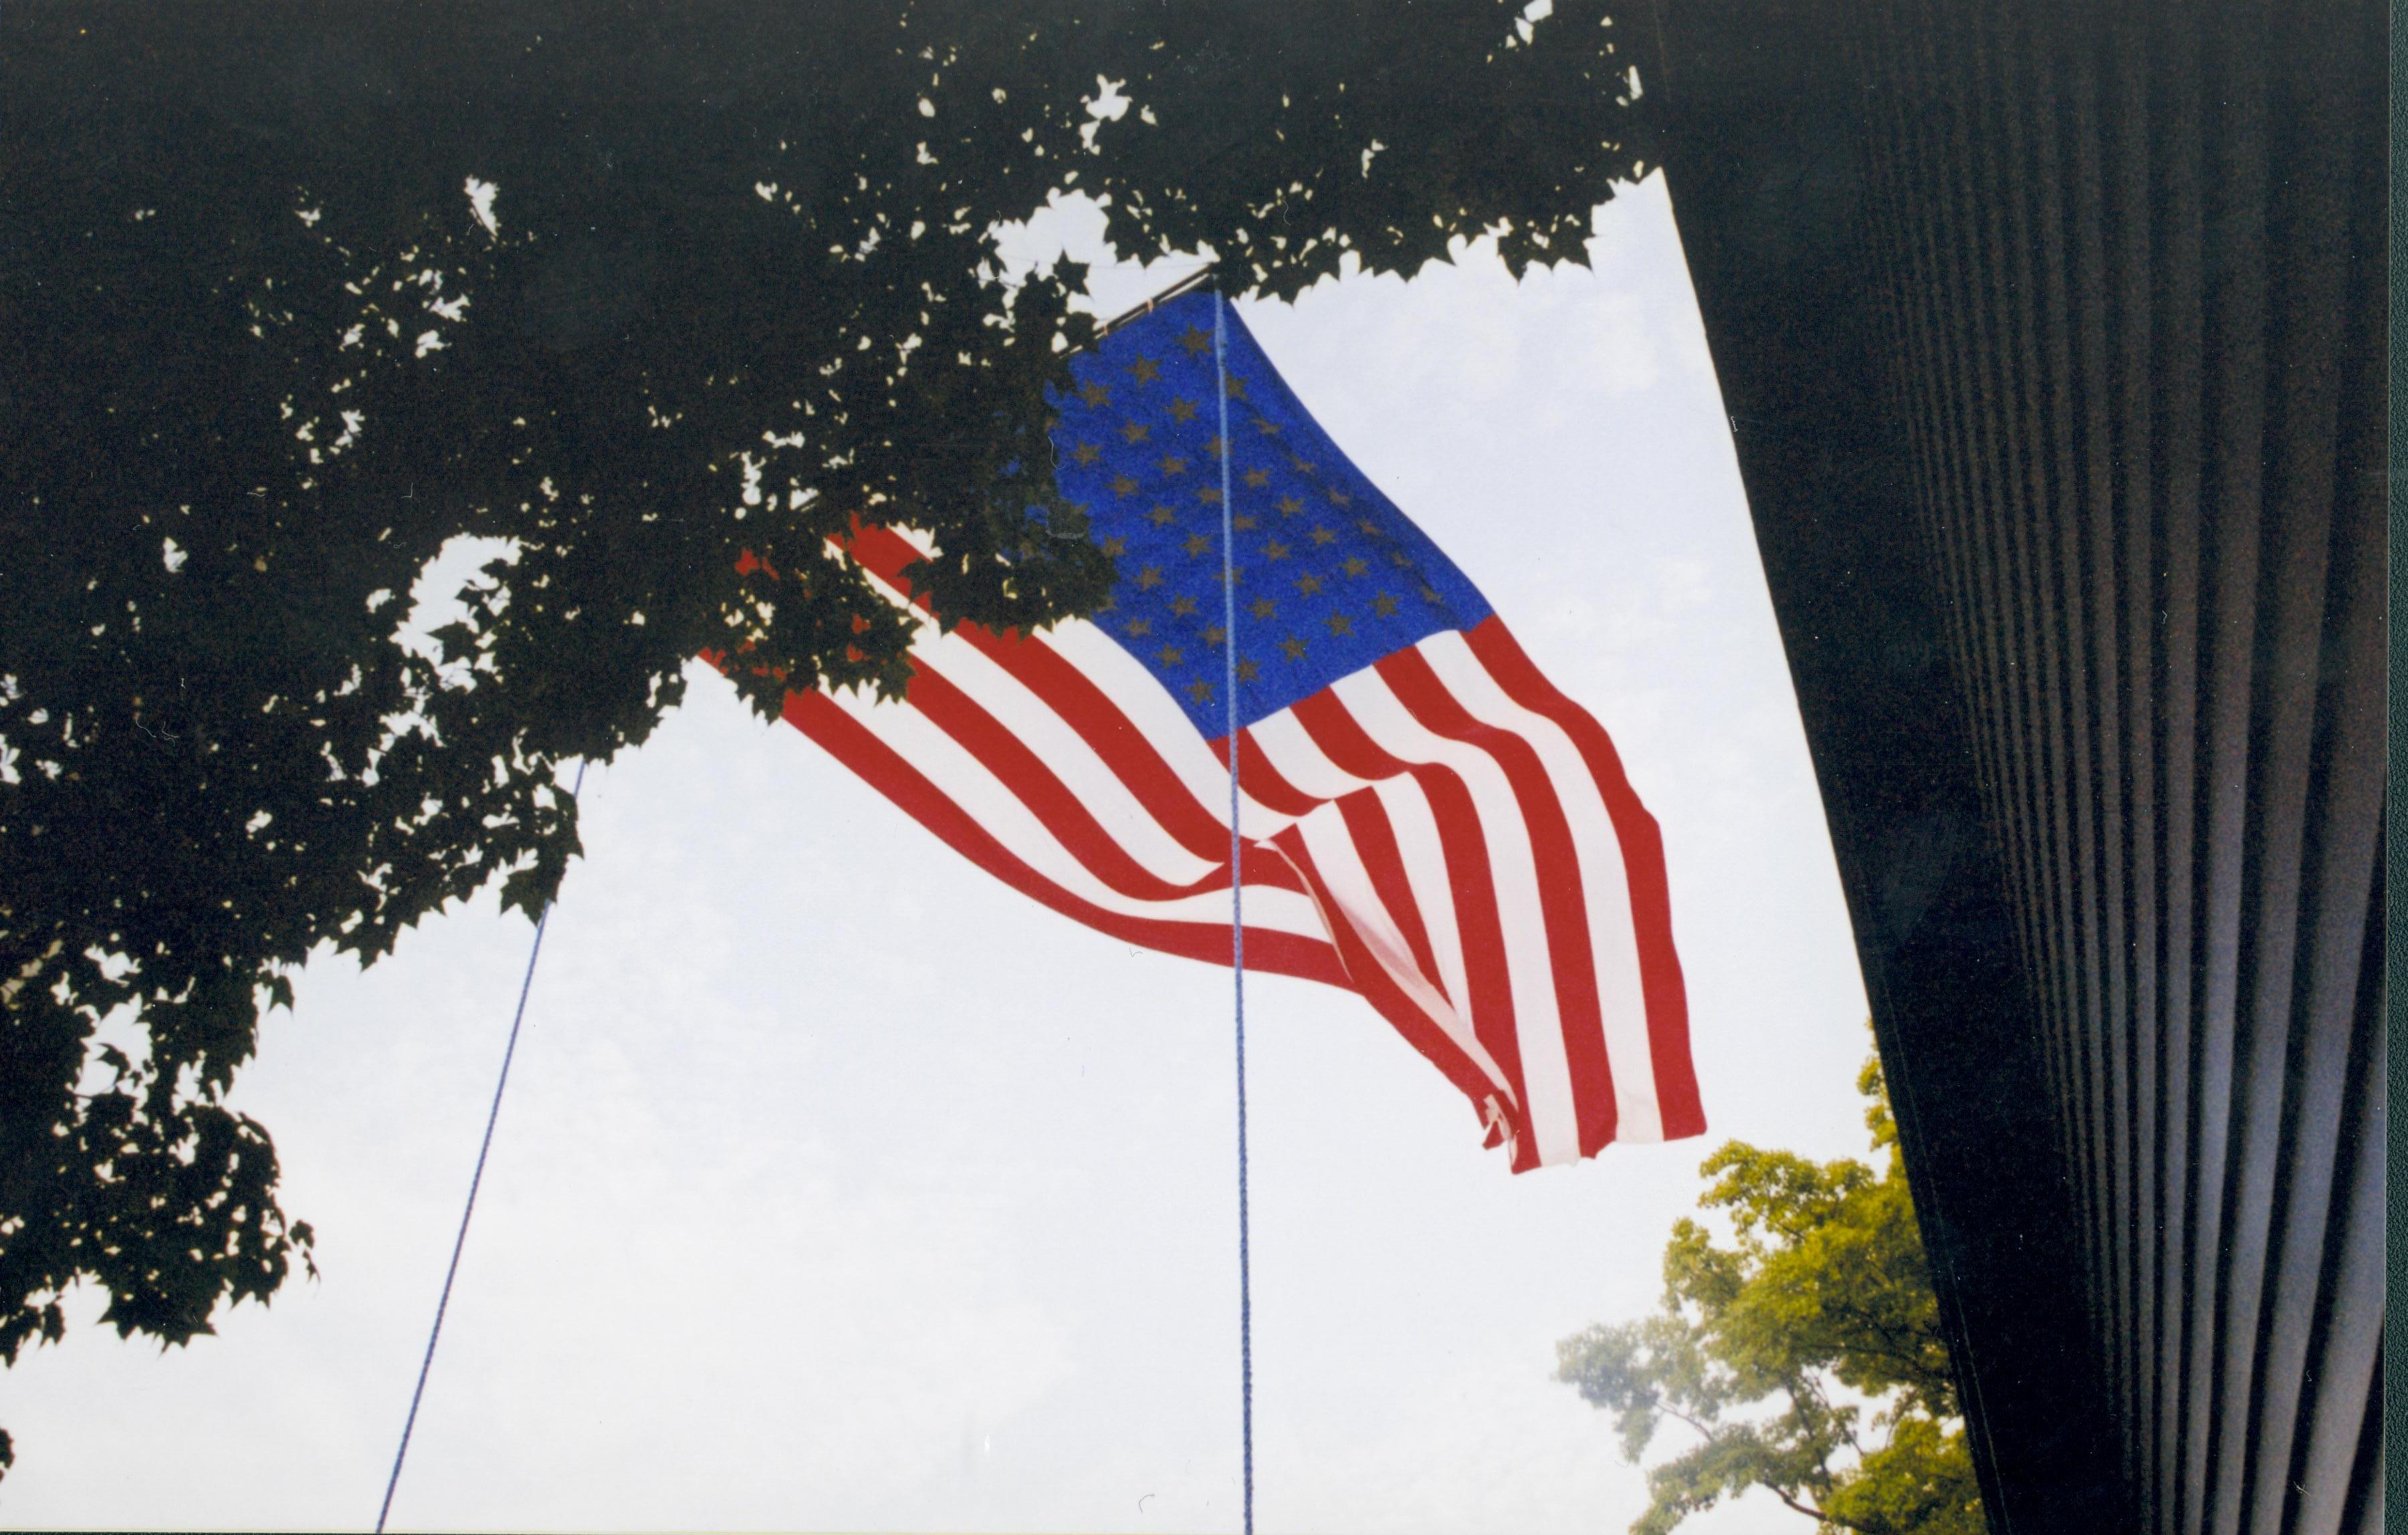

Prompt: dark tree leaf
[{"left": 0, "top": 0, "right": 1653, "bottom": 1474}]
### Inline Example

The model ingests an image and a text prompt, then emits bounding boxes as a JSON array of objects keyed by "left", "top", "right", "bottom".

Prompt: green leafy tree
[
  {"left": 1555, "top": 1058, "right": 1986, "bottom": 1535},
  {"left": 1, "top": 1, "right": 1658, "bottom": 1475}
]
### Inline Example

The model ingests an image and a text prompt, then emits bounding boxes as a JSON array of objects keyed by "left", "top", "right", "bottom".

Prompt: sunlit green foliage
[{"left": 1556, "top": 1058, "right": 1986, "bottom": 1535}]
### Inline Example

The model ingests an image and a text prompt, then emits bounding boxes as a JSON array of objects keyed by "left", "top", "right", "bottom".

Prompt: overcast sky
[{"left": 5, "top": 172, "right": 1876, "bottom": 1534}]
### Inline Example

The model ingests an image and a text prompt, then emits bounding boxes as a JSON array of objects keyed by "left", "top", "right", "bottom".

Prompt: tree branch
[
  {"left": 1662, "top": 1405, "right": 1719, "bottom": 1441},
  {"left": 1764, "top": 1483, "right": 1884, "bottom": 1535}
]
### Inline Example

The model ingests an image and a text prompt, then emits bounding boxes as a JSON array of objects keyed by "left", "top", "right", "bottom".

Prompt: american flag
[{"left": 780, "top": 289, "right": 1701, "bottom": 1169}]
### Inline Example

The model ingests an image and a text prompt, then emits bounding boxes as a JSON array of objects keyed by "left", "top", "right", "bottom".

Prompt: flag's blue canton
[{"left": 1048, "top": 291, "right": 1493, "bottom": 737}]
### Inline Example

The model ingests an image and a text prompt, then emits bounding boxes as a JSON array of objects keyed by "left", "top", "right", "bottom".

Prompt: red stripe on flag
[
  {"left": 1289, "top": 690, "right": 1538, "bottom": 1169},
  {"left": 748, "top": 522, "right": 1696, "bottom": 1167},
  {"left": 1464, "top": 619, "right": 1703, "bottom": 1139},
  {"left": 899, "top": 663, "right": 1251, "bottom": 905},
  {"left": 782, "top": 689, "right": 1347, "bottom": 987},
  {"left": 848, "top": 525, "right": 1239, "bottom": 868},
  {"left": 1333, "top": 788, "right": 1447, "bottom": 998},
  {"left": 1228, "top": 729, "right": 1323, "bottom": 818},
  {"left": 1271, "top": 826, "right": 1519, "bottom": 1136},
  {"left": 965, "top": 628, "right": 1236, "bottom": 864},
  {"left": 843, "top": 523, "right": 930, "bottom": 593},
  {"left": 1376, "top": 648, "right": 1620, "bottom": 1157}
]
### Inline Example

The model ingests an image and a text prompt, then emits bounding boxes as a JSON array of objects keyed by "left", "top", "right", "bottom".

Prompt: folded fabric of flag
[{"left": 779, "top": 289, "right": 1701, "bottom": 1170}]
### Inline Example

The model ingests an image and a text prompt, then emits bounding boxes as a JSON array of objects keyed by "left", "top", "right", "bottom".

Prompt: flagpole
[
  {"left": 376, "top": 759, "right": 584, "bottom": 1533},
  {"left": 1212, "top": 289, "right": 1254, "bottom": 1535}
]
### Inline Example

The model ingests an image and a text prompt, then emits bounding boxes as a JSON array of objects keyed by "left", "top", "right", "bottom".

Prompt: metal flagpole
[
  {"left": 376, "top": 759, "right": 586, "bottom": 1533},
  {"left": 1212, "top": 289, "right": 1255, "bottom": 1535}
]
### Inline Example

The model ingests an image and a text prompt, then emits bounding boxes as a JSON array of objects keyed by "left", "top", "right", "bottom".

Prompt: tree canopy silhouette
[{"left": 0, "top": 0, "right": 1658, "bottom": 1473}]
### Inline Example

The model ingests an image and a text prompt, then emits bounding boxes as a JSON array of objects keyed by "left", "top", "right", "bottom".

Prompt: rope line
[
  {"left": 1213, "top": 289, "right": 1256, "bottom": 1535},
  {"left": 376, "top": 759, "right": 586, "bottom": 1534},
  {"left": 376, "top": 289, "right": 1248, "bottom": 1528}
]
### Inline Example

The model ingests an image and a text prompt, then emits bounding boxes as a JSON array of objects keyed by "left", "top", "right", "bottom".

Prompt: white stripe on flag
[
  {"left": 1042, "top": 619, "right": 1299, "bottom": 842},
  {"left": 782, "top": 525, "right": 1699, "bottom": 1167},
  {"left": 1372, "top": 774, "right": 1476, "bottom": 1047},
  {"left": 823, "top": 680, "right": 1332, "bottom": 941},
  {"left": 1422, "top": 632, "right": 1663, "bottom": 1141},
  {"left": 1323, "top": 668, "right": 1584, "bottom": 1166},
  {"left": 903, "top": 610, "right": 1225, "bottom": 889},
  {"left": 1289, "top": 802, "right": 1512, "bottom": 1093}
]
